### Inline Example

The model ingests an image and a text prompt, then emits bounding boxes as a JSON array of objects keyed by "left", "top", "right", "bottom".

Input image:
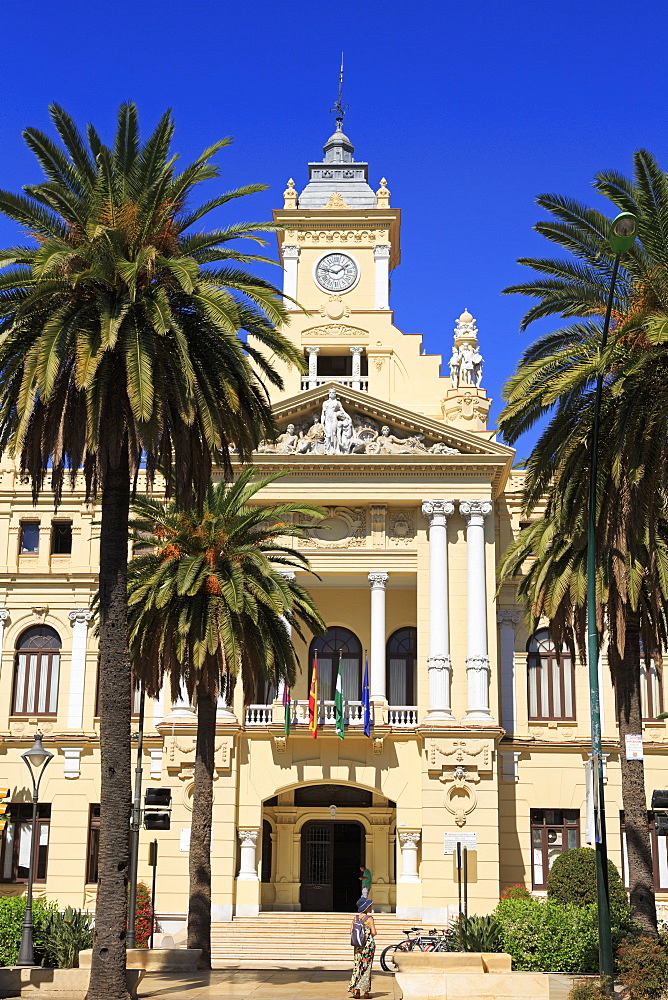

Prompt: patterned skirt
[{"left": 349, "top": 931, "right": 375, "bottom": 992}]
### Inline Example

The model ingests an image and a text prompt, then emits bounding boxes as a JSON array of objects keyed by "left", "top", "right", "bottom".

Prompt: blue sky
[{"left": 2, "top": 0, "right": 667, "bottom": 460}]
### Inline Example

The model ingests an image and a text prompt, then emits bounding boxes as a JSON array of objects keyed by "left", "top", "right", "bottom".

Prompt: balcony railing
[
  {"left": 301, "top": 376, "right": 369, "bottom": 392},
  {"left": 244, "top": 701, "right": 419, "bottom": 729}
]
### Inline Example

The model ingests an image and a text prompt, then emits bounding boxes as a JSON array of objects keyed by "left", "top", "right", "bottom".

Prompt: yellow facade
[{"left": 0, "top": 120, "right": 667, "bottom": 936}]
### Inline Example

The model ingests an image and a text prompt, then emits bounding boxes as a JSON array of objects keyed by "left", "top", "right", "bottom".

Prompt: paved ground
[{"left": 137, "top": 970, "right": 399, "bottom": 999}]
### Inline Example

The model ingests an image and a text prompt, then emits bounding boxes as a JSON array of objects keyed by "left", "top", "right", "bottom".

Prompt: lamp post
[
  {"left": 16, "top": 733, "right": 54, "bottom": 967},
  {"left": 586, "top": 211, "right": 637, "bottom": 989},
  {"left": 126, "top": 682, "right": 146, "bottom": 950}
]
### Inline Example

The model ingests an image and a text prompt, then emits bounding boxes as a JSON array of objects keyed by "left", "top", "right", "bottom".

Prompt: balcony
[
  {"left": 244, "top": 701, "right": 419, "bottom": 729},
  {"left": 301, "top": 376, "right": 369, "bottom": 392}
]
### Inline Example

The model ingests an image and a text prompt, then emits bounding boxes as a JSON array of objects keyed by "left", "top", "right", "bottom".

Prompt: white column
[
  {"left": 237, "top": 829, "right": 260, "bottom": 880},
  {"left": 460, "top": 501, "right": 493, "bottom": 721},
  {"left": 497, "top": 610, "right": 520, "bottom": 732},
  {"left": 282, "top": 245, "right": 300, "bottom": 303},
  {"left": 152, "top": 681, "right": 165, "bottom": 727},
  {"left": 398, "top": 831, "right": 421, "bottom": 882},
  {"left": 68, "top": 608, "right": 92, "bottom": 730},
  {"left": 306, "top": 346, "right": 320, "bottom": 390},
  {"left": 350, "top": 346, "right": 364, "bottom": 391},
  {"left": 421, "top": 501, "right": 454, "bottom": 721},
  {"left": 374, "top": 245, "right": 391, "bottom": 310},
  {"left": 368, "top": 572, "right": 389, "bottom": 702}
]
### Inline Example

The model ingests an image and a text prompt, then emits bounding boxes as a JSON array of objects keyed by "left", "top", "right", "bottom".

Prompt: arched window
[
  {"left": 309, "top": 627, "right": 362, "bottom": 702},
  {"left": 386, "top": 627, "right": 417, "bottom": 705},
  {"left": 13, "top": 625, "right": 62, "bottom": 717},
  {"left": 527, "top": 629, "right": 575, "bottom": 721}
]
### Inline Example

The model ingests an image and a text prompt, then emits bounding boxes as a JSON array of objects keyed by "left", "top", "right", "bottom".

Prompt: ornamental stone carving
[
  {"left": 285, "top": 229, "right": 388, "bottom": 245},
  {"left": 427, "top": 738, "right": 493, "bottom": 772},
  {"left": 69, "top": 608, "right": 93, "bottom": 626},
  {"left": 459, "top": 500, "right": 493, "bottom": 520},
  {"left": 257, "top": 390, "right": 461, "bottom": 457},
  {"left": 300, "top": 506, "right": 367, "bottom": 548},
  {"left": 368, "top": 571, "right": 389, "bottom": 589},
  {"left": 388, "top": 511, "right": 415, "bottom": 546},
  {"left": 449, "top": 309, "right": 484, "bottom": 389},
  {"left": 422, "top": 500, "right": 455, "bottom": 520}
]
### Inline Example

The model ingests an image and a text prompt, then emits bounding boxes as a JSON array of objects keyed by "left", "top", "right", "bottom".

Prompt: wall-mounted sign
[
  {"left": 625, "top": 734, "right": 643, "bottom": 761},
  {"left": 444, "top": 832, "right": 477, "bottom": 853}
]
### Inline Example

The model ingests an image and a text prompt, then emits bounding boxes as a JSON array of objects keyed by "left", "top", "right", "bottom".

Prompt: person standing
[
  {"left": 349, "top": 898, "right": 376, "bottom": 999},
  {"left": 359, "top": 864, "right": 372, "bottom": 899}
]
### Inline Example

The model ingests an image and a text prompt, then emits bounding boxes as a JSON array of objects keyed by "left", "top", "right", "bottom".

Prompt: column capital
[
  {"left": 238, "top": 828, "right": 260, "bottom": 847},
  {"left": 459, "top": 500, "right": 492, "bottom": 521},
  {"left": 374, "top": 244, "right": 391, "bottom": 260},
  {"left": 421, "top": 499, "right": 455, "bottom": 520},
  {"left": 427, "top": 654, "right": 452, "bottom": 673},
  {"left": 368, "top": 571, "right": 389, "bottom": 589},
  {"left": 278, "top": 570, "right": 296, "bottom": 584},
  {"left": 398, "top": 830, "right": 421, "bottom": 847},
  {"left": 349, "top": 345, "right": 365, "bottom": 355},
  {"left": 305, "top": 345, "right": 320, "bottom": 356},
  {"left": 69, "top": 608, "right": 93, "bottom": 626},
  {"left": 282, "top": 245, "right": 301, "bottom": 260},
  {"left": 0, "top": 608, "right": 9, "bottom": 622},
  {"left": 497, "top": 609, "right": 521, "bottom": 627}
]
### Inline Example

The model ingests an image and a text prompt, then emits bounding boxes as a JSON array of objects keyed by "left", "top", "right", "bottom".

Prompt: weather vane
[{"left": 330, "top": 52, "right": 349, "bottom": 124}]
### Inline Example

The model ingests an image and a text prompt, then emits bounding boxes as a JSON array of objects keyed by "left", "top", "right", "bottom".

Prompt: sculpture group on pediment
[
  {"left": 257, "top": 390, "right": 461, "bottom": 457},
  {"left": 449, "top": 343, "right": 483, "bottom": 390}
]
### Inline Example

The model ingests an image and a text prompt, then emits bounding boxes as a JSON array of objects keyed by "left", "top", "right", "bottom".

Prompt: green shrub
[
  {"left": 37, "top": 907, "right": 94, "bottom": 969},
  {"left": 456, "top": 914, "right": 504, "bottom": 953},
  {"left": 547, "top": 848, "right": 629, "bottom": 919},
  {"left": 568, "top": 978, "right": 610, "bottom": 1000},
  {"left": 0, "top": 896, "right": 58, "bottom": 967},
  {"left": 616, "top": 934, "right": 668, "bottom": 1000},
  {"left": 495, "top": 897, "right": 599, "bottom": 974}
]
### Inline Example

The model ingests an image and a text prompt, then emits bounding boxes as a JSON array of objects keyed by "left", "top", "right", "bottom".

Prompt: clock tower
[{"left": 272, "top": 119, "right": 491, "bottom": 431}]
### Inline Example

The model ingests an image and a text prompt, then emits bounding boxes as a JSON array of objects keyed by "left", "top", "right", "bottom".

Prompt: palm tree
[
  {"left": 127, "top": 468, "right": 325, "bottom": 966},
  {"left": 498, "top": 423, "right": 668, "bottom": 933},
  {"left": 0, "top": 103, "right": 303, "bottom": 1000}
]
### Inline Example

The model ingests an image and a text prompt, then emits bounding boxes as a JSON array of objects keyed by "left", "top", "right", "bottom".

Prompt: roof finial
[{"left": 330, "top": 52, "right": 349, "bottom": 129}]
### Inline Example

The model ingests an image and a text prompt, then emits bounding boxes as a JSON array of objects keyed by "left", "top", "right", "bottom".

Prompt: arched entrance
[{"left": 300, "top": 820, "right": 364, "bottom": 912}]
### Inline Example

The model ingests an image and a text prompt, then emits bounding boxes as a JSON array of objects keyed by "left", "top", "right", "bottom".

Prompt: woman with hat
[{"left": 348, "top": 897, "right": 376, "bottom": 998}]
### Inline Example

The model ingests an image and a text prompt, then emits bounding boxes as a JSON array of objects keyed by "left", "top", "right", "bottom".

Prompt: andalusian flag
[
  {"left": 308, "top": 653, "right": 318, "bottom": 739},
  {"left": 335, "top": 650, "right": 345, "bottom": 740},
  {"left": 282, "top": 683, "right": 291, "bottom": 736}
]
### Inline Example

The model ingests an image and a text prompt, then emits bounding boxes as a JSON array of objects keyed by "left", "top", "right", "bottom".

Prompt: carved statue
[
  {"left": 321, "top": 388, "right": 346, "bottom": 455},
  {"left": 256, "top": 389, "right": 461, "bottom": 457},
  {"left": 449, "top": 347, "right": 461, "bottom": 389}
]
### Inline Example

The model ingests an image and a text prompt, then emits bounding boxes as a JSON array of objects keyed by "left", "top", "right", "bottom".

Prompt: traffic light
[
  {"left": 144, "top": 788, "right": 171, "bottom": 831},
  {"left": 0, "top": 788, "right": 10, "bottom": 834}
]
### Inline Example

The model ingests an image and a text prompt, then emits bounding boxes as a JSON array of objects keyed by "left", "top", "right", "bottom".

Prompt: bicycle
[{"left": 379, "top": 926, "right": 455, "bottom": 972}]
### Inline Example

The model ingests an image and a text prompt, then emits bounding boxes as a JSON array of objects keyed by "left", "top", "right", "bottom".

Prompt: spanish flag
[{"left": 308, "top": 653, "right": 318, "bottom": 739}]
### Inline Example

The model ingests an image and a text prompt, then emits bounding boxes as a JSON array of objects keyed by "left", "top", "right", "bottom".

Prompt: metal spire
[{"left": 330, "top": 52, "right": 349, "bottom": 127}]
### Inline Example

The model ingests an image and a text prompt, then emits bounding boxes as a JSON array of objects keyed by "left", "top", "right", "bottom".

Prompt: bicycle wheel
[
  {"left": 416, "top": 936, "right": 439, "bottom": 952},
  {"left": 380, "top": 940, "right": 410, "bottom": 972}
]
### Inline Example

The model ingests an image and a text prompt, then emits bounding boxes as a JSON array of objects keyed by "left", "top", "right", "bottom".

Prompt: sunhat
[{"left": 357, "top": 898, "right": 374, "bottom": 912}]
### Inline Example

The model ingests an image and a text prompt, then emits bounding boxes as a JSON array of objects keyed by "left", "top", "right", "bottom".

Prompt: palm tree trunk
[
  {"left": 610, "top": 612, "right": 657, "bottom": 936},
  {"left": 87, "top": 449, "right": 132, "bottom": 1000},
  {"left": 187, "top": 681, "right": 217, "bottom": 968}
]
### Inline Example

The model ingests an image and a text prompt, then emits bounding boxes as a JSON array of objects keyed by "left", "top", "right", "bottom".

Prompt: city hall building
[{"left": 0, "top": 120, "right": 667, "bottom": 939}]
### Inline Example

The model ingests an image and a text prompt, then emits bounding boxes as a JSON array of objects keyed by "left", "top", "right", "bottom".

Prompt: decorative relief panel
[
  {"left": 299, "top": 506, "right": 367, "bottom": 548},
  {"left": 426, "top": 738, "right": 494, "bottom": 827},
  {"left": 388, "top": 511, "right": 416, "bottom": 547},
  {"left": 302, "top": 323, "right": 367, "bottom": 339},
  {"left": 427, "top": 738, "right": 493, "bottom": 772},
  {"left": 285, "top": 229, "right": 388, "bottom": 245},
  {"left": 370, "top": 506, "right": 386, "bottom": 548}
]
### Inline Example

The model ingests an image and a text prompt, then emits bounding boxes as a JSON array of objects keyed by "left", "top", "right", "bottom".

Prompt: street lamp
[
  {"left": 586, "top": 210, "right": 638, "bottom": 990},
  {"left": 16, "top": 733, "right": 54, "bottom": 967}
]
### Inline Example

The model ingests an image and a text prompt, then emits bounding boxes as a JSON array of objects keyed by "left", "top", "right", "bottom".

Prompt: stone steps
[{"left": 211, "top": 913, "right": 414, "bottom": 969}]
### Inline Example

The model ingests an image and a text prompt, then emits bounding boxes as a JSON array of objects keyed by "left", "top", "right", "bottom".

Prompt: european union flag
[{"left": 362, "top": 655, "right": 371, "bottom": 737}]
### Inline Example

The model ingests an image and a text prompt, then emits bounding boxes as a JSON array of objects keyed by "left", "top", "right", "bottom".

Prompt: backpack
[{"left": 351, "top": 916, "right": 366, "bottom": 948}]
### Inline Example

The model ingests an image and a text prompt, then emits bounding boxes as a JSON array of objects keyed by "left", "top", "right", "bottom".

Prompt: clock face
[{"left": 315, "top": 253, "right": 359, "bottom": 293}]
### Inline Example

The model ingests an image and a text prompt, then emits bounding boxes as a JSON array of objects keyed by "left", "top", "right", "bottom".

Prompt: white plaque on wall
[
  {"left": 625, "top": 734, "right": 643, "bottom": 761},
  {"left": 444, "top": 832, "right": 477, "bottom": 853}
]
